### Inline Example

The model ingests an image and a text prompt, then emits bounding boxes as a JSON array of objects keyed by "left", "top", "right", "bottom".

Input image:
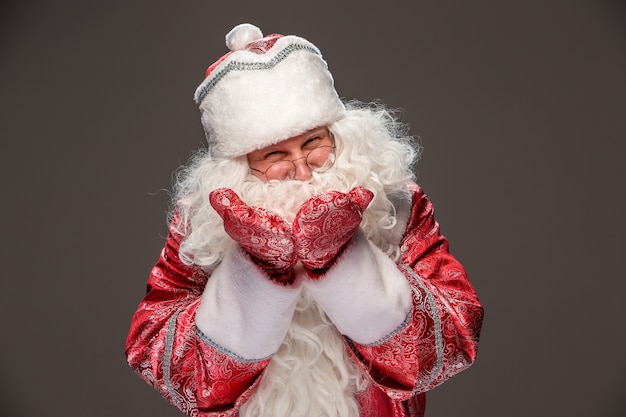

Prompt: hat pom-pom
[{"left": 225, "top": 23, "right": 263, "bottom": 51}]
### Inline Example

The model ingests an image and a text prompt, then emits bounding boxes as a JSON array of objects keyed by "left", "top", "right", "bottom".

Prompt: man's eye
[
  {"left": 264, "top": 151, "right": 284, "bottom": 161},
  {"left": 304, "top": 137, "right": 321, "bottom": 148}
]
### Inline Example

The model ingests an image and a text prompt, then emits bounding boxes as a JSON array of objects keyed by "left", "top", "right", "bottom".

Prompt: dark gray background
[{"left": 1, "top": 1, "right": 625, "bottom": 416}]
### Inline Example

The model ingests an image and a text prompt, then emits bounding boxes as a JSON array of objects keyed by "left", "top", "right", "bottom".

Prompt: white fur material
[
  {"left": 225, "top": 23, "right": 263, "bottom": 51},
  {"left": 380, "top": 186, "right": 413, "bottom": 250},
  {"left": 194, "top": 32, "right": 345, "bottom": 158},
  {"left": 303, "top": 230, "right": 413, "bottom": 345},
  {"left": 195, "top": 243, "right": 302, "bottom": 360}
]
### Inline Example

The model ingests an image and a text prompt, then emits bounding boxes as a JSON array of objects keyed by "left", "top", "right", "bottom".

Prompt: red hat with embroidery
[{"left": 194, "top": 23, "right": 345, "bottom": 158}]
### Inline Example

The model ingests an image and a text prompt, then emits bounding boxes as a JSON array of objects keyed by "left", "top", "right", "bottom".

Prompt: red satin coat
[{"left": 126, "top": 183, "right": 484, "bottom": 416}]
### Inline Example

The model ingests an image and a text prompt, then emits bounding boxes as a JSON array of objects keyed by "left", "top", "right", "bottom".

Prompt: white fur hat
[{"left": 194, "top": 23, "right": 346, "bottom": 158}]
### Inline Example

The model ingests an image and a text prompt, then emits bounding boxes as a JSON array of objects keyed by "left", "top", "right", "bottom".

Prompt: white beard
[
  {"left": 239, "top": 170, "right": 354, "bottom": 224},
  {"left": 238, "top": 168, "right": 407, "bottom": 264}
]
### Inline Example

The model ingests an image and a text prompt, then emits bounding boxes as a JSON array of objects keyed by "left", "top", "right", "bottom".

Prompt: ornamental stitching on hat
[{"left": 194, "top": 42, "right": 321, "bottom": 104}]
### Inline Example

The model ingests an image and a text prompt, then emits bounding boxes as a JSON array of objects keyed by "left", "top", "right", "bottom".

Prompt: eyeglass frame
[{"left": 248, "top": 143, "right": 336, "bottom": 181}]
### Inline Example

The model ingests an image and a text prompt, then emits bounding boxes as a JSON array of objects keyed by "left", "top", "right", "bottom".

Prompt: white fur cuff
[
  {"left": 304, "top": 230, "right": 412, "bottom": 345},
  {"left": 196, "top": 244, "right": 302, "bottom": 360}
]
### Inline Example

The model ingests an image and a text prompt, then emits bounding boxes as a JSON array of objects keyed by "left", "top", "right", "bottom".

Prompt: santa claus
[{"left": 126, "top": 23, "right": 483, "bottom": 417}]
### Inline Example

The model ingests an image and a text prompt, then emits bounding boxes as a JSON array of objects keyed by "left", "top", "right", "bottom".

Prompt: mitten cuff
[
  {"left": 196, "top": 244, "right": 302, "bottom": 360},
  {"left": 303, "top": 230, "right": 412, "bottom": 345}
]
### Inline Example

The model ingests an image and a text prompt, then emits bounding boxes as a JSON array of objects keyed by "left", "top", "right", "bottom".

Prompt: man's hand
[
  {"left": 293, "top": 186, "right": 373, "bottom": 277},
  {"left": 209, "top": 188, "right": 297, "bottom": 283}
]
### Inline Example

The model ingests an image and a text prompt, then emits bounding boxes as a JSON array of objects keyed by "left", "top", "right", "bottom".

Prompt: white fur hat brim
[{"left": 194, "top": 26, "right": 345, "bottom": 158}]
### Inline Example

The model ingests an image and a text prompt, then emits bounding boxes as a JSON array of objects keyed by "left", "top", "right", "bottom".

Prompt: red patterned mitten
[
  {"left": 209, "top": 188, "right": 297, "bottom": 283},
  {"left": 293, "top": 186, "right": 374, "bottom": 277}
]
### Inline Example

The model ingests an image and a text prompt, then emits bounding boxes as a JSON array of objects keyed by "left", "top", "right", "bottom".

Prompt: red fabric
[
  {"left": 209, "top": 187, "right": 296, "bottom": 283},
  {"left": 293, "top": 186, "right": 373, "bottom": 275},
  {"left": 204, "top": 33, "right": 284, "bottom": 77},
  {"left": 125, "top": 183, "right": 483, "bottom": 416},
  {"left": 244, "top": 33, "right": 282, "bottom": 54}
]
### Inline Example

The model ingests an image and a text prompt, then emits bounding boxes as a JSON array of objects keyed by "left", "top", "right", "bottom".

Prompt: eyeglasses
[{"left": 249, "top": 145, "right": 336, "bottom": 181}]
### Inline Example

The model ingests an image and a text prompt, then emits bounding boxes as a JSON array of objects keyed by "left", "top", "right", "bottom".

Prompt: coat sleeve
[
  {"left": 346, "top": 183, "right": 484, "bottom": 399},
  {"left": 125, "top": 219, "right": 270, "bottom": 416}
]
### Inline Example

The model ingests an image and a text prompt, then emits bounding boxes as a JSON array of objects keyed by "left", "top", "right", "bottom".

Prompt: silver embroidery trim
[
  {"left": 400, "top": 264, "right": 444, "bottom": 388},
  {"left": 164, "top": 310, "right": 181, "bottom": 408},
  {"left": 194, "top": 43, "right": 321, "bottom": 104},
  {"left": 195, "top": 326, "right": 272, "bottom": 364}
]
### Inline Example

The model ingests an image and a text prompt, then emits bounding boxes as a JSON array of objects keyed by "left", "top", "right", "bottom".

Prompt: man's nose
[{"left": 292, "top": 156, "right": 312, "bottom": 181}]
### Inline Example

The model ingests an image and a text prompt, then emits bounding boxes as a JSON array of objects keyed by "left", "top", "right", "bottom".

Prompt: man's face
[{"left": 246, "top": 127, "right": 335, "bottom": 182}]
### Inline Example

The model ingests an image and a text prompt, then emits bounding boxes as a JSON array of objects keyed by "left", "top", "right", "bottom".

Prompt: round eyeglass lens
[{"left": 264, "top": 146, "right": 335, "bottom": 181}]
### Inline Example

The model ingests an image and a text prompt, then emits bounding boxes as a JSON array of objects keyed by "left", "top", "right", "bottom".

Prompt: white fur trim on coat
[
  {"left": 303, "top": 230, "right": 412, "bottom": 345},
  {"left": 195, "top": 244, "right": 302, "bottom": 361}
]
